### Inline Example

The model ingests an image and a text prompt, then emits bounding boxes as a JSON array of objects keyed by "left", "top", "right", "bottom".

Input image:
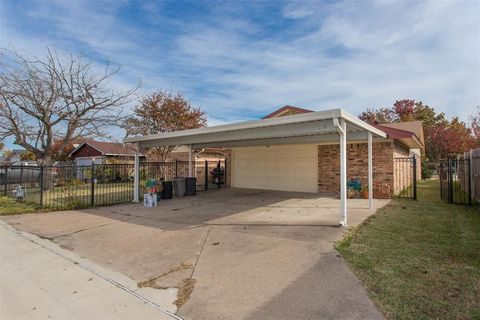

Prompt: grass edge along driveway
[{"left": 336, "top": 180, "right": 480, "bottom": 320}]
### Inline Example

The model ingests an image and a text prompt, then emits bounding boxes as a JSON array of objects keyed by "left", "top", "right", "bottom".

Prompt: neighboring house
[
  {"left": 146, "top": 146, "right": 225, "bottom": 162},
  {"left": 146, "top": 146, "right": 225, "bottom": 186},
  {"left": 1, "top": 149, "right": 27, "bottom": 165},
  {"left": 69, "top": 140, "right": 145, "bottom": 166}
]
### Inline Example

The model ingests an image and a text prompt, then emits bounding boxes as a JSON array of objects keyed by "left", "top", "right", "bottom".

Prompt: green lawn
[
  {"left": 0, "top": 197, "right": 41, "bottom": 215},
  {"left": 336, "top": 180, "right": 480, "bottom": 320}
]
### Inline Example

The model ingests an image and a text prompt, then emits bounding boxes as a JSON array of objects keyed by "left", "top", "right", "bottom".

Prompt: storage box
[{"left": 143, "top": 193, "right": 158, "bottom": 207}]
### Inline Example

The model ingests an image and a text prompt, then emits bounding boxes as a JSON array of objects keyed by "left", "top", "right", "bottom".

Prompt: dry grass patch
[
  {"left": 175, "top": 278, "right": 197, "bottom": 308},
  {"left": 137, "top": 262, "right": 192, "bottom": 289}
]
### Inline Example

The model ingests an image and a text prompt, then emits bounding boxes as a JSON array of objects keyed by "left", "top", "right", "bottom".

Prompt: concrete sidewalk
[{"left": 0, "top": 222, "right": 180, "bottom": 320}]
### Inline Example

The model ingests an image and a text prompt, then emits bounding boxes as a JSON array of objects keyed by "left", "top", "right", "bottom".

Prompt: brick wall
[
  {"left": 225, "top": 149, "right": 232, "bottom": 187},
  {"left": 318, "top": 142, "right": 394, "bottom": 198}
]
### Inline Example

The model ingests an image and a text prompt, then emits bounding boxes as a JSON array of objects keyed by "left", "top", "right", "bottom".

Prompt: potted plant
[{"left": 361, "top": 186, "right": 369, "bottom": 199}]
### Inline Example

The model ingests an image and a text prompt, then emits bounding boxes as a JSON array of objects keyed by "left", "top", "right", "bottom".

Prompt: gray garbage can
[{"left": 173, "top": 177, "right": 186, "bottom": 197}]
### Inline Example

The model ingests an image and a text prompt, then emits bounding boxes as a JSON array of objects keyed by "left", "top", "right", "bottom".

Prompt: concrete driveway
[{"left": 1, "top": 188, "right": 389, "bottom": 320}]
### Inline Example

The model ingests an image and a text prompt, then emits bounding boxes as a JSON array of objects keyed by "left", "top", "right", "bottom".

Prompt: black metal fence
[
  {"left": 393, "top": 157, "right": 417, "bottom": 199},
  {"left": 1, "top": 160, "right": 226, "bottom": 210},
  {"left": 439, "top": 158, "right": 472, "bottom": 205}
]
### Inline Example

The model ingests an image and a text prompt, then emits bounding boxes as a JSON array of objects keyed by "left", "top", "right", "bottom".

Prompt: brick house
[
  {"left": 69, "top": 140, "right": 145, "bottom": 166},
  {"left": 223, "top": 106, "right": 424, "bottom": 199},
  {"left": 126, "top": 105, "right": 425, "bottom": 225}
]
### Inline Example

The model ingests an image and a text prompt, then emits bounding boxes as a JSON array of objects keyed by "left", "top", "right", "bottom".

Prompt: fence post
[
  {"left": 448, "top": 159, "right": 453, "bottom": 204},
  {"left": 470, "top": 149, "right": 474, "bottom": 204},
  {"left": 413, "top": 157, "right": 417, "bottom": 200},
  {"left": 3, "top": 165, "right": 7, "bottom": 196},
  {"left": 39, "top": 166, "right": 44, "bottom": 207},
  {"left": 91, "top": 162, "right": 95, "bottom": 206},
  {"left": 468, "top": 157, "right": 472, "bottom": 205},
  {"left": 20, "top": 164, "right": 24, "bottom": 186},
  {"left": 224, "top": 159, "right": 227, "bottom": 187},
  {"left": 217, "top": 161, "right": 221, "bottom": 189},
  {"left": 205, "top": 160, "right": 208, "bottom": 190}
]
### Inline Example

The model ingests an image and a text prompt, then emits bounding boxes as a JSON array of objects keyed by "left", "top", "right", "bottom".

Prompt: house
[
  {"left": 125, "top": 105, "right": 425, "bottom": 226},
  {"left": 146, "top": 146, "right": 225, "bottom": 162},
  {"left": 69, "top": 140, "right": 145, "bottom": 166}
]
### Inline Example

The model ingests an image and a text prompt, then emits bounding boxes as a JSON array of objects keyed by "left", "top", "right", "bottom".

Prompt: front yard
[
  {"left": 0, "top": 197, "right": 40, "bottom": 215},
  {"left": 336, "top": 180, "right": 480, "bottom": 319}
]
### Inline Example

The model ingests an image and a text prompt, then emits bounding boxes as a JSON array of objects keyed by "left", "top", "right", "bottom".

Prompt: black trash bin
[
  {"left": 162, "top": 181, "right": 173, "bottom": 199},
  {"left": 185, "top": 177, "right": 197, "bottom": 196}
]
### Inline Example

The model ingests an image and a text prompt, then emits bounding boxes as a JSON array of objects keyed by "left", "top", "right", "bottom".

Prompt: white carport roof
[
  {"left": 126, "top": 108, "right": 388, "bottom": 227},
  {"left": 124, "top": 108, "right": 387, "bottom": 148}
]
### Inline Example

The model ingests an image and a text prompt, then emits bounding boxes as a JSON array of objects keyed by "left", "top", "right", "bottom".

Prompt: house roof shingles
[{"left": 70, "top": 140, "right": 137, "bottom": 157}]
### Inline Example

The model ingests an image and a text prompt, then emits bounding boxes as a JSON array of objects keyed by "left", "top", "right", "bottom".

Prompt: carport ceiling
[{"left": 124, "top": 108, "right": 387, "bottom": 148}]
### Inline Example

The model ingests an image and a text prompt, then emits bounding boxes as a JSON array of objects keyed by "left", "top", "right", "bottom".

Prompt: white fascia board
[
  {"left": 137, "top": 118, "right": 338, "bottom": 148},
  {"left": 124, "top": 108, "right": 388, "bottom": 148},
  {"left": 124, "top": 109, "right": 342, "bottom": 143}
]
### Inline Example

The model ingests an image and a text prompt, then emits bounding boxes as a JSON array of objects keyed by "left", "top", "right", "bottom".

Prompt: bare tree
[{"left": 0, "top": 47, "right": 137, "bottom": 166}]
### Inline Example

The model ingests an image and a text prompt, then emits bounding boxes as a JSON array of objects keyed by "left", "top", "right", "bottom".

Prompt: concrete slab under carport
[{"left": 1, "top": 189, "right": 389, "bottom": 320}]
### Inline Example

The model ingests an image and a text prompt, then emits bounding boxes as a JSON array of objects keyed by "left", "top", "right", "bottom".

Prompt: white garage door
[{"left": 232, "top": 144, "right": 318, "bottom": 193}]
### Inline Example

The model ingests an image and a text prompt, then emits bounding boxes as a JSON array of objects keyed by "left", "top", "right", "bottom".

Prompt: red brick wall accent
[
  {"left": 225, "top": 149, "right": 232, "bottom": 187},
  {"left": 318, "top": 142, "right": 394, "bottom": 198}
]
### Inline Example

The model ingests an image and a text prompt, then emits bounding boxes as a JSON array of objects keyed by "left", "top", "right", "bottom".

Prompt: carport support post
[
  {"left": 133, "top": 149, "right": 140, "bottom": 203},
  {"left": 368, "top": 132, "right": 373, "bottom": 209},
  {"left": 188, "top": 145, "right": 192, "bottom": 177},
  {"left": 339, "top": 119, "right": 347, "bottom": 226}
]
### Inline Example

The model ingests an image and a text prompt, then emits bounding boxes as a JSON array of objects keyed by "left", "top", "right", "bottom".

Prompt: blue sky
[{"left": 1, "top": 0, "right": 479, "bottom": 149}]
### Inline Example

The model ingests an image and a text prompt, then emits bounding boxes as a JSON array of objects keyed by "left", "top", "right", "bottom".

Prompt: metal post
[
  {"left": 469, "top": 150, "right": 474, "bottom": 204},
  {"left": 413, "top": 157, "right": 417, "bottom": 200},
  {"left": 468, "top": 157, "right": 472, "bottom": 205},
  {"left": 224, "top": 159, "right": 227, "bottom": 187},
  {"left": 91, "top": 162, "right": 95, "bottom": 206},
  {"left": 448, "top": 159, "right": 453, "bottom": 204},
  {"left": 188, "top": 145, "right": 192, "bottom": 177},
  {"left": 133, "top": 151, "right": 140, "bottom": 202},
  {"left": 20, "top": 164, "right": 24, "bottom": 186},
  {"left": 39, "top": 166, "right": 44, "bottom": 207},
  {"left": 217, "top": 160, "right": 221, "bottom": 189},
  {"left": 3, "top": 165, "right": 7, "bottom": 196},
  {"left": 175, "top": 159, "right": 178, "bottom": 178},
  {"left": 205, "top": 160, "right": 208, "bottom": 191},
  {"left": 367, "top": 132, "right": 373, "bottom": 209},
  {"left": 339, "top": 119, "right": 347, "bottom": 226}
]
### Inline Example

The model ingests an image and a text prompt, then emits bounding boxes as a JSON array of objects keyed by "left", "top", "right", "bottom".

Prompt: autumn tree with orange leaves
[{"left": 123, "top": 91, "right": 207, "bottom": 161}]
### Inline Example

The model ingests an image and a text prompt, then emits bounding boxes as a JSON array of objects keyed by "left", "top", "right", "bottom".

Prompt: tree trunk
[{"left": 39, "top": 155, "right": 55, "bottom": 191}]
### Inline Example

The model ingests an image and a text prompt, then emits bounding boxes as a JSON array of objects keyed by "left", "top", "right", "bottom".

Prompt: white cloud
[{"left": 1, "top": 0, "right": 479, "bottom": 136}]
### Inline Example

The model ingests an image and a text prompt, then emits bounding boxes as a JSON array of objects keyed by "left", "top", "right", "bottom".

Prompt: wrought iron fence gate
[
  {"left": 1, "top": 160, "right": 226, "bottom": 210},
  {"left": 439, "top": 158, "right": 472, "bottom": 205}
]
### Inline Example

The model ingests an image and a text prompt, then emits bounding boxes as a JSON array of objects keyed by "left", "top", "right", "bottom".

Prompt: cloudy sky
[{"left": 1, "top": 0, "right": 479, "bottom": 147}]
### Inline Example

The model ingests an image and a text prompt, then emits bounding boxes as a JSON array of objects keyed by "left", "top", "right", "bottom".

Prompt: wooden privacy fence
[{"left": 468, "top": 148, "right": 480, "bottom": 203}]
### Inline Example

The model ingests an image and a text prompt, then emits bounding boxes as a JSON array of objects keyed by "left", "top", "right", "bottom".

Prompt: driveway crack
[{"left": 191, "top": 227, "right": 210, "bottom": 278}]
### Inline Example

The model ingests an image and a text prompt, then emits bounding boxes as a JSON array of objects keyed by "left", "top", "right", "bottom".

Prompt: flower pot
[{"left": 361, "top": 191, "right": 369, "bottom": 199}]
